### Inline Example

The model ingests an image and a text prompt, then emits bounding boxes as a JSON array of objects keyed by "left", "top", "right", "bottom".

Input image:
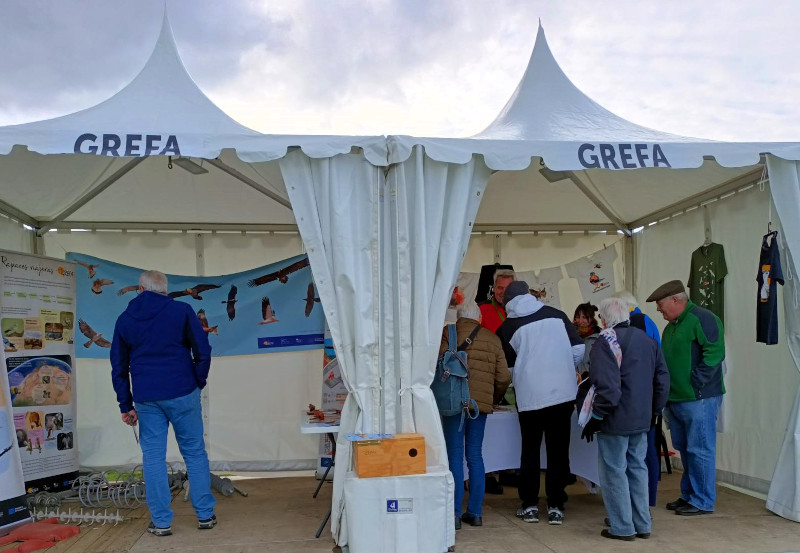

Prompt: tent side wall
[
  {"left": 0, "top": 217, "right": 34, "bottom": 254},
  {"left": 42, "top": 230, "right": 323, "bottom": 471},
  {"left": 635, "top": 185, "right": 799, "bottom": 492}
]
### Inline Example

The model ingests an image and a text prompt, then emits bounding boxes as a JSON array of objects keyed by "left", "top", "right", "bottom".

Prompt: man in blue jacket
[{"left": 111, "top": 270, "right": 215, "bottom": 537}]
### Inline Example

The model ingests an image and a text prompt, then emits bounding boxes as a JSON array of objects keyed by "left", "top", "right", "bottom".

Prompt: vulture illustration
[
  {"left": 197, "top": 309, "right": 218, "bottom": 334},
  {"left": 118, "top": 285, "right": 139, "bottom": 296},
  {"left": 304, "top": 283, "right": 320, "bottom": 317},
  {"left": 258, "top": 297, "right": 278, "bottom": 325},
  {"left": 222, "top": 285, "right": 238, "bottom": 321},
  {"left": 76, "top": 260, "right": 100, "bottom": 278},
  {"left": 168, "top": 284, "right": 221, "bottom": 300},
  {"left": 91, "top": 279, "right": 114, "bottom": 295},
  {"left": 78, "top": 319, "right": 111, "bottom": 348},
  {"left": 247, "top": 257, "right": 309, "bottom": 287}
]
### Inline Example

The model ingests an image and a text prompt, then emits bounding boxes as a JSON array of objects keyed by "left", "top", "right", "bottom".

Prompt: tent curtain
[
  {"left": 279, "top": 150, "right": 384, "bottom": 542},
  {"left": 280, "top": 146, "right": 490, "bottom": 546},
  {"left": 385, "top": 147, "right": 490, "bottom": 463},
  {"left": 765, "top": 155, "right": 800, "bottom": 522}
]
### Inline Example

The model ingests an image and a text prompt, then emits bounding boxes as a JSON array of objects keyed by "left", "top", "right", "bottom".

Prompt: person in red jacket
[{"left": 479, "top": 269, "right": 515, "bottom": 333}]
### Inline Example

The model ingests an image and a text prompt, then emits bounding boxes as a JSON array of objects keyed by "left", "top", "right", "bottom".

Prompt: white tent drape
[
  {"left": 765, "top": 156, "right": 800, "bottom": 522},
  {"left": 281, "top": 146, "right": 490, "bottom": 548}
]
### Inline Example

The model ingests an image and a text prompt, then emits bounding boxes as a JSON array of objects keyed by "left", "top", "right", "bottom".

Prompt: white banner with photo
[{"left": 0, "top": 250, "right": 79, "bottom": 494}]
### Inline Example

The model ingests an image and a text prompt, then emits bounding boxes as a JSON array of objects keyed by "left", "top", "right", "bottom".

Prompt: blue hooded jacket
[{"left": 110, "top": 291, "right": 211, "bottom": 412}]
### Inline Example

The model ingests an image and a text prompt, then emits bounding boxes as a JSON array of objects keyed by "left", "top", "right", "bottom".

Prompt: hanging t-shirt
[
  {"left": 565, "top": 246, "right": 617, "bottom": 303},
  {"left": 517, "top": 267, "right": 563, "bottom": 311},
  {"left": 756, "top": 232, "right": 784, "bottom": 345},
  {"left": 687, "top": 242, "right": 728, "bottom": 323}
]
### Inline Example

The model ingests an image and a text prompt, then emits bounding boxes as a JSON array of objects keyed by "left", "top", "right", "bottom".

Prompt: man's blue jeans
[
  {"left": 441, "top": 413, "right": 488, "bottom": 517},
  {"left": 137, "top": 388, "right": 216, "bottom": 527},
  {"left": 666, "top": 395, "right": 722, "bottom": 511},
  {"left": 597, "top": 432, "right": 650, "bottom": 537}
]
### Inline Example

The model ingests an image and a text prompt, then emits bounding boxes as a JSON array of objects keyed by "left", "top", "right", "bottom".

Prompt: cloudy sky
[{"left": 0, "top": 0, "right": 798, "bottom": 141}]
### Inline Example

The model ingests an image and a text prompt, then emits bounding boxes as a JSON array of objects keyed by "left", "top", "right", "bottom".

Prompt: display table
[
  {"left": 300, "top": 413, "right": 340, "bottom": 538},
  {"left": 466, "top": 406, "right": 599, "bottom": 486}
]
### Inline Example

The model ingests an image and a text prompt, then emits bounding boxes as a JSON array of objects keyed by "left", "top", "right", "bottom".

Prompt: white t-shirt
[{"left": 565, "top": 246, "right": 617, "bottom": 303}]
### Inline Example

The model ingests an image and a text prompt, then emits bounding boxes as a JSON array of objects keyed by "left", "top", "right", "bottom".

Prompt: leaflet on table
[{"left": 1, "top": 250, "right": 78, "bottom": 494}]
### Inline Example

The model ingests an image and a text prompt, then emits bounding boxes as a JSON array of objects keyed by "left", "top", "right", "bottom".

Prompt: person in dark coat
[{"left": 581, "top": 297, "right": 669, "bottom": 541}]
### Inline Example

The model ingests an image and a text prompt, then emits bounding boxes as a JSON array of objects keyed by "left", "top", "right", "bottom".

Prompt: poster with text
[
  {"left": 1, "top": 250, "right": 79, "bottom": 494},
  {"left": 67, "top": 252, "right": 325, "bottom": 358},
  {"left": 0, "top": 349, "right": 31, "bottom": 533}
]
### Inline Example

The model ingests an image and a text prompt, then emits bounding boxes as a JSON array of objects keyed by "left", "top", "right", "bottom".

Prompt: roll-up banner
[{"left": 0, "top": 250, "right": 79, "bottom": 496}]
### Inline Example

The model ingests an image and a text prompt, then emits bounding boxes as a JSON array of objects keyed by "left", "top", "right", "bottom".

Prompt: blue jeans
[
  {"left": 597, "top": 432, "right": 650, "bottom": 537},
  {"left": 137, "top": 388, "right": 215, "bottom": 527},
  {"left": 666, "top": 395, "right": 722, "bottom": 511},
  {"left": 441, "top": 413, "right": 488, "bottom": 517}
]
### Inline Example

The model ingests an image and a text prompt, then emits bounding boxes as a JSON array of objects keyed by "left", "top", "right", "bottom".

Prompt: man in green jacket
[{"left": 647, "top": 280, "right": 725, "bottom": 516}]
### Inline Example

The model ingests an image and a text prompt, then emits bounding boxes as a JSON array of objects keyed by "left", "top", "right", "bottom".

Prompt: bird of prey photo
[
  {"left": 117, "top": 285, "right": 139, "bottom": 295},
  {"left": 76, "top": 259, "right": 100, "bottom": 278},
  {"left": 258, "top": 297, "right": 278, "bottom": 325},
  {"left": 168, "top": 283, "right": 221, "bottom": 300},
  {"left": 247, "top": 257, "right": 309, "bottom": 287},
  {"left": 78, "top": 319, "right": 111, "bottom": 348},
  {"left": 197, "top": 309, "right": 219, "bottom": 334},
  {"left": 91, "top": 278, "right": 114, "bottom": 294},
  {"left": 222, "top": 285, "right": 238, "bottom": 320},
  {"left": 304, "top": 283, "right": 320, "bottom": 317}
]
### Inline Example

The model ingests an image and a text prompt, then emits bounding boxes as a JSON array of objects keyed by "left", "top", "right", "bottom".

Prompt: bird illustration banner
[
  {"left": 66, "top": 252, "right": 325, "bottom": 358},
  {"left": 0, "top": 249, "right": 80, "bottom": 496}
]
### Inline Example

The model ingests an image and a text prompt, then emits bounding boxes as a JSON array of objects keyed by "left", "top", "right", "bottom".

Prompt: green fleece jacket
[{"left": 662, "top": 301, "right": 726, "bottom": 403}]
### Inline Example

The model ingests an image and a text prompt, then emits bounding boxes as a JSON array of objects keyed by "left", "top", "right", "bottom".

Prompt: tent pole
[
  {"left": 0, "top": 197, "right": 40, "bottom": 230},
  {"left": 566, "top": 172, "right": 629, "bottom": 234},
  {"left": 206, "top": 158, "right": 292, "bottom": 210},
  {"left": 624, "top": 235, "right": 636, "bottom": 296},
  {"left": 37, "top": 157, "right": 146, "bottom": 235}
]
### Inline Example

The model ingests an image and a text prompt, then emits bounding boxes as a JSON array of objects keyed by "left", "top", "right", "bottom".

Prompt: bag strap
[
  {"left": 446, "top": 324, "right": 458, "bottom": 352},
  {"left": 458, "top": 325, "right": 482, "bottom": 351}
]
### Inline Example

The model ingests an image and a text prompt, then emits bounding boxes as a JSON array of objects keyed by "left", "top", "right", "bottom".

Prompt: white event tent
[{"left": 1, "top": 12, "right": 799, "bottom": 550}]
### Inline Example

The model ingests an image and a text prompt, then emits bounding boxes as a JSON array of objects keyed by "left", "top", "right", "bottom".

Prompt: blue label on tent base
[{"left": 386, "top": 498, "right": 413, "bottom": 514}]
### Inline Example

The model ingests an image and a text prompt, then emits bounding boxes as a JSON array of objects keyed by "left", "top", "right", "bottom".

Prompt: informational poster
[
  {"left": 66, "top": 252, "right": 325, "bottom": 358},
  {"left": 0, "top": 349, "right": 31, "bottom": 534},
  {"left": 0, "top": 250, "right": 79, "bottom": 494},
  {"left": 317, "top": 330, "right": 345, "bottom": 480}
]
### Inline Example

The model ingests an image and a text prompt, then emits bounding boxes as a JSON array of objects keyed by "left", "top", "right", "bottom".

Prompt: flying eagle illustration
[
  {"left": 247, "top": 257, "right": 310, "bottom": 287},
  {"left": 258, "top": 297, "right": 278, "bottom": 325},
  {"left": 197, "top": 309, "right": 218, "bottom": 334},
  {"left": 304, "top": 283, "right": 320, "bottom": 317},
  {"left": 76, "top": 260, "right": 100, "bottom": 278},
  {"left": 222, "top": 285, "right": 237, "bottom": 321},
  {"left": 91, "top": 279, "right": 114, "bottom": 295},
  {"left": 78, "top": 319, "right": 111, "bottom": 348},
  {"left": 118, "top": 285, "right": 139, "bottom": 296},
  {"left": 168, "top": 284, "right": 221, "bottom": 300}
]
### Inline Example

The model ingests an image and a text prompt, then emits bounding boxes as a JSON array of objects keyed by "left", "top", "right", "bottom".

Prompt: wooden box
[{"left": 352, "top": 433, "right": 426, "bottom": 478}]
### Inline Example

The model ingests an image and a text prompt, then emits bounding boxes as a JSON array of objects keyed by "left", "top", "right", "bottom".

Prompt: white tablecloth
[{"left": 464, "top": 407, "right": 599, "bottom": 486}]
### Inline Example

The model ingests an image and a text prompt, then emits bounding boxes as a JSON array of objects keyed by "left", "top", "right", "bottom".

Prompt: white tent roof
[
  {"left": 388, "top": 24, "right": 800, "bottom": 232},
  {"left": 0, "top": 11, "right": 385, "bottom": 233}
]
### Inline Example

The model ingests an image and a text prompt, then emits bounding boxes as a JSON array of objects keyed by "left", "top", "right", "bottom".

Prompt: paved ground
[{"left": 23, "top": 471, "right": 800, "bottom": 553}]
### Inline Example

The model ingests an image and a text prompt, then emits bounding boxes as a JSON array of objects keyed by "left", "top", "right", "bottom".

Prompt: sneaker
[
  {"left": 547, "top": 507, "right": 564, "bottom": 525},
  {"left": 516, "top": 505, "right": 538, "bottom": 523},
  {"left": 198, "top": 515, "right": 217, "bottom": 529},
  {"left": 147, "top": 522, "right": 172, "bottom": 537}
]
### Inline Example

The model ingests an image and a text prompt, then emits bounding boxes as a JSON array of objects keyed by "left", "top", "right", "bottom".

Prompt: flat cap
[
  {"left": 646, "top": 280, "right": 686, "bottom": 302},
  {"left": 503, "top": 280, "right": 530, "bottom": 306}
]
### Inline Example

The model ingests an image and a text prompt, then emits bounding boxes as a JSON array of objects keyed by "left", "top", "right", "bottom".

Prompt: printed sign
[{"left": 66, "top": 252, "right": 325, "bottom": 357}]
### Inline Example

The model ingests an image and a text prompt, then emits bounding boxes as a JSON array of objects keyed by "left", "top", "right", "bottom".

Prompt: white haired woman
[{"left": 581, "top": 297, "right": 670, "bottom": 540}]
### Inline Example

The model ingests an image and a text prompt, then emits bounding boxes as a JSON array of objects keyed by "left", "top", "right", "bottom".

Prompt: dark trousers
[{"left": 518, "top": 401, "right": 574, "bottom": 510}]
